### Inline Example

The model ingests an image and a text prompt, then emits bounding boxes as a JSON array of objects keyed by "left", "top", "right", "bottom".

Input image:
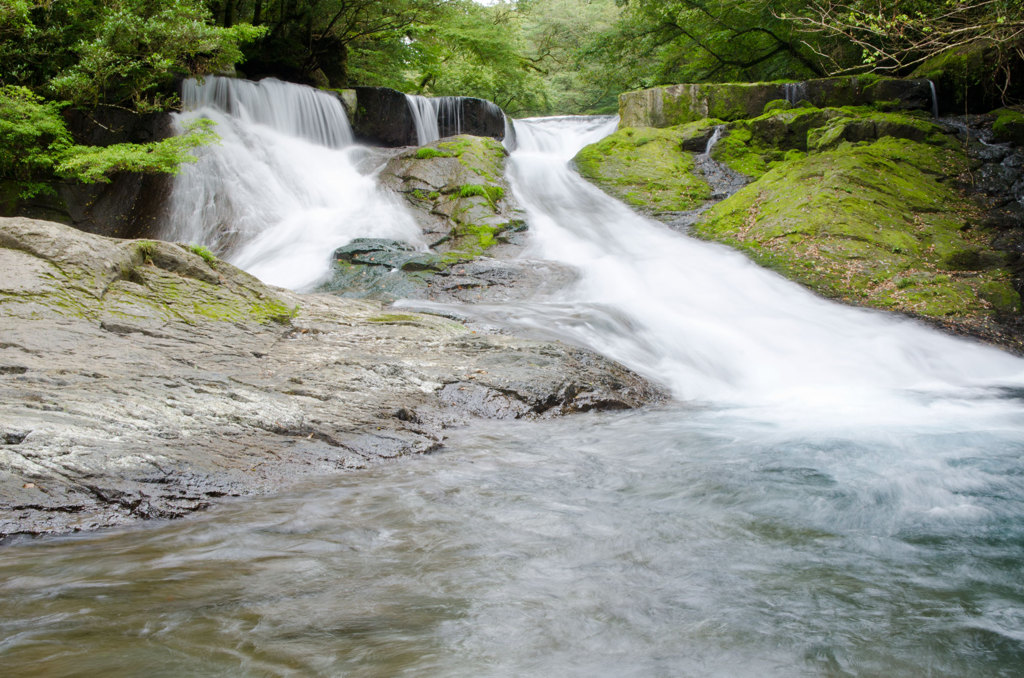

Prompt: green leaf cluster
[{"left": 0, "top": 85, "right": 218, "bottom": 198}]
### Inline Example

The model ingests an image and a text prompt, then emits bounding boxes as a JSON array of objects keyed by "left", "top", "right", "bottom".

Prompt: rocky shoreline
[{"left": 0, "top": 217, "right": 662, "bottom": 541}]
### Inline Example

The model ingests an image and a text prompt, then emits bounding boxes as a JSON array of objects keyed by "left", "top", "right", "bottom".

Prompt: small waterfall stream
[{"left": 164, "top": 77, "right": 423, "bottom": 290}]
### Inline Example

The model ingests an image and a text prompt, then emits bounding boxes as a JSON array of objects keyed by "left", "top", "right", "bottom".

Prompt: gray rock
[{"left": 0, "top": 217, "right": 664, "bottom": 540}]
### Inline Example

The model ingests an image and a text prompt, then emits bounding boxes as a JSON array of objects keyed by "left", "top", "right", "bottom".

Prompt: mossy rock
[
  {"left": 695, "top": 137, "right": 1020, "bottom": 321},
  {"left": 992, "top": 108, "right": 1024, "bottom": 146},
  {"left": 572, "top": 125, "right": 713, "bottom": 212},
  {"left": 713, "top": 107, "right": 949, "bottom": 179},
  {"left": 763, "top": 99, "right": 792, "bottom": 114}
]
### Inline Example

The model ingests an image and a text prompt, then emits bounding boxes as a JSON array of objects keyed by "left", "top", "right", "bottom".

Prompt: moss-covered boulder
[
  {"left": 378, "top": 135, "right": 523, "bottom": 257},
  {"left": 572, "top": 124, "right": 717, "bottom": 213},
  {"left": 326, "top": 135, "right": 527, "bottom": 299},
  {"left": 708, "top": 106, "right": 950, "bottom": 179},
  {"left": 0, "top": 217, "right": 297, "bottom": 326},
  {"left": 992, "top": 108, "right": 1024, "bottom": 146},
  {"left": 575, "top": 96, "right": 1024, "bottom": 350},
  {"left": 694, "top": 137, "right": 1021, "bottom": 339}
]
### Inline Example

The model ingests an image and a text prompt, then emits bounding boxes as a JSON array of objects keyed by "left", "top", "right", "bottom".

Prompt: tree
[
  {"left": 0, "top": 85, "right": 217, "bottom": 198},
  {"left": 612, "top": 0, "right": 826, "bottom": 85},
  {"left": 0, "top": 0, "right": 260, "bottom": 198},
  {"left": 518, "top": 0, "right": 637, "bottom": 114},
  {"left": 1, "top": 0, "right": 263, "bottom": 110},
  {"left": 782, "top": 0, "right": 1024, "bottom": 102},
  {"left": 404, "top": 0, "right": 547, "bottom": 114}
]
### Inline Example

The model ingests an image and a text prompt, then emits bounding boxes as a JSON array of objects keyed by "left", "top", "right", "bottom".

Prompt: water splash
[{"left": 165, "top": 77, "right": 423, "bottom": 290}]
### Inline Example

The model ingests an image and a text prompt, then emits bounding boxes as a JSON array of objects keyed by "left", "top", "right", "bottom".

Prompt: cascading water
[
  {"left": 783, "top": 81, "right": 807, "bottom": 106},
  {"left": 406, "top": 94, "right": 508, "bottom": 145},
  {"left": 406, "top": 93, "right": 442, "bottom": 145},
  {"left": 928, "top": 79, "right": 940, "bottom": 118},
  {"left": 165, "top": 76, "right": 423, "bottom": 290},
  {"left": 413, "top": 116, "right": 1024, "bottom": 424}
]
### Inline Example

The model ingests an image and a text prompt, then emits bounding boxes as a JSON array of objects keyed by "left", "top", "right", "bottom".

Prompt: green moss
[
  {"left": 992, "top": 108, "right": 1024, "bottom": 146},
  {"left": 415, "top": 147, "right": 453, "bottom": 160},
  {"left": 573, "top": 126, "right": 711, "bottom": 212},
  {"left": 763, "top": 99, "right": 792, "bottom": 114},
  {"left": 368, "top": 313, "right": 422, "bottom": 323},
  {"left": 695, "top": 136, "right": 1013, "bottom": 322},
  {"left": 438, "top": 135, "right": 507, "bottom": 183},
  {"left": 135, "top": 240, "right": 158, "bottom": 261},
  {"left": 457, "top": 184, "right": 504, "bottom": 205}
]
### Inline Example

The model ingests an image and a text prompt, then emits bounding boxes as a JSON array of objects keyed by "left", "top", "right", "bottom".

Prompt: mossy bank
[{"left": 574, "top": 96, "right": 1024, "bottom": 352}]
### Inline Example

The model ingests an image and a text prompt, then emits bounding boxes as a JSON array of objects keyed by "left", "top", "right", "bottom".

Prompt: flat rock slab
[{"left": 0, "top": 217, "right": 663, "bottom": 540}]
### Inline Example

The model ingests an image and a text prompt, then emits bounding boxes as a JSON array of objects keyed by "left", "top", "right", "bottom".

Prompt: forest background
[{"left": 1, "top": 0, "right": 1022, "bottom": 193}]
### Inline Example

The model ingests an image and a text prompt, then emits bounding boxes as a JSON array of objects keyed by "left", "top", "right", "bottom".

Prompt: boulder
[{"left": 0, "top": 216, "right": 663, "bottom": 539}]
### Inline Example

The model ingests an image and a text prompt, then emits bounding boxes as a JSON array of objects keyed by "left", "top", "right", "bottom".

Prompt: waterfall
[
  {"left": 405, "top": 94, "right": 441, "bottom": 145},
  {"left": 701, "top": 125, "right": 724, "bottom": 157},
  {"left": 164, "top": 76, "right": 424, "bottom": 291},
  {"left": 182, "top": 76, "right": 353, "bottom": 148},
  {"left": 782, "top": 82, "right": 806, "bottom": 106},
  {"left": 406, "top": 94, "right": 509, "bottom": 145},
  {"left": 927, "top": 79, "right": 939, "bottom": 118},
  {"left": 438, "top": 116, "right": 1024, "bottom": 420}
]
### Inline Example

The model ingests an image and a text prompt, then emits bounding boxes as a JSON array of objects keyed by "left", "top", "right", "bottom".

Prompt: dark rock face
[
  {"left": 1, "top": 108, "right": 174, "bottom": 240},
  {"left": 0, "top": 217, "right": 663, "bottom": 540},
  {"left": 350, "top": 87, "right": 508, "bottom": 147},
  {"left": 946, "top": 115, "right": 1024, "bottom": 306},
  {"left": 351, "top": 86, "right": 420, "bottom": 146}
]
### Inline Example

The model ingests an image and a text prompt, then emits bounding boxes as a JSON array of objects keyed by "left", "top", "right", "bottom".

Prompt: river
[{"left": 2, "top": 80, "right": 1023, "bottom": 676}]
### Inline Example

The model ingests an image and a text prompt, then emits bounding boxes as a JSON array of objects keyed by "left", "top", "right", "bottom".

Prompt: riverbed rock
[
  {"left": 0, "top": 217, "right": 663, "bottom": 540},
  {"left": 325, "top": 136, "right": 571, "bottom": 305}
]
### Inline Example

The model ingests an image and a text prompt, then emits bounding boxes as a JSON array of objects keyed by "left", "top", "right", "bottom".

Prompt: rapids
[{"left": 3, "top": 80, "right": 1022, "bottom": 677}]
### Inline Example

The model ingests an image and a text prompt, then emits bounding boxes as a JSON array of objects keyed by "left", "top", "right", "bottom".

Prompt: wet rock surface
[
  {"left": 0, "top": 217, "right": 663, "bottom": 540},
  {"left": 322, "top": 134, "right": 575, "bottom": 307}
]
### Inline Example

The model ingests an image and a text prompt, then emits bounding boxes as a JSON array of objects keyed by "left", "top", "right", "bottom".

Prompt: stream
[{"left": 2, "top": 79, "right": 1023, "bottom": 676}]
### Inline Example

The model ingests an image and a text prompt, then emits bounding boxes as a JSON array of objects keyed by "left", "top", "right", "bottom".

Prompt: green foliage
[
  {"left": 50, "top": 0, "right": 264, "bottom": 110},
  {"left": 0, "top": 85, "right": 219, "bottom": 197},
  {"left": 0, "top": 85, "right": 73, "bottom": 198},
  {"left": 2, "top": 0, "right": 263, "bottom": 111},
  {"left": 187, "top": 243, "right": 217, "bottom": 264},
  {"left": 786, "top": 0, "right": 1023, "bottom": 103},
  {"left": 57, "top": 119, "right": 218, "bottom": 183},
  {"left": 609, "top": 0, "right": 824, "bottom": 86}
]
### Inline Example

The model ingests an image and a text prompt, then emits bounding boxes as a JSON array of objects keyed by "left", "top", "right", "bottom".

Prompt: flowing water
[
  {"left": 4, "top": 86, "right": 1024, "bottom": 676},
  {"left": 165, "top": 77, "right": 423, "bottom": 290}
]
